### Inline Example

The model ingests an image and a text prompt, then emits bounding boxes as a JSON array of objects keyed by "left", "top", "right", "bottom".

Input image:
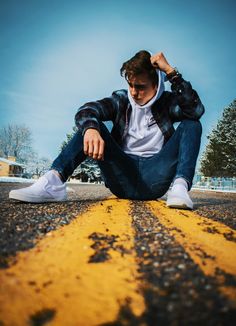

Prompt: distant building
[{"left": 0, "top": 156, "right": 25, "bottom": 177}]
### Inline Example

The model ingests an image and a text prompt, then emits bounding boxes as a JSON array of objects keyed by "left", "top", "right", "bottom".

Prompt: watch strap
[{"left": 166, "top": 68, "right": 182, "bottom": 82}]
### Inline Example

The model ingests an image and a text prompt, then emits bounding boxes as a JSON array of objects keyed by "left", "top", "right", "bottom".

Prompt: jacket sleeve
[
  {"left": 168, "top": 75, "right": 205, "bottom": 121},
  {"left": 74, "top": 90, "right": 126, "bottom": 135}
]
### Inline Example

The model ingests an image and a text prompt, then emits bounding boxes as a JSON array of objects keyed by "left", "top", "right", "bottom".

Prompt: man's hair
[{"left": 120, "top": 50, "right": 158, "bottom": 85}]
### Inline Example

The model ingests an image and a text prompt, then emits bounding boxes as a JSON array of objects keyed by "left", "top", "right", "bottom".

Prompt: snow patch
[{"left": 0, "top": 177, "right": 34, "bottom": 183}]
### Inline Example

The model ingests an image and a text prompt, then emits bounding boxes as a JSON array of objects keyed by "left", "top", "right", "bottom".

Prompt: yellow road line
[
  {"left": 0, "top": 199, "right": 145, "bottom": 326},
  {"left": 147, "top": 200, "right": 236, "bottom": 304}
]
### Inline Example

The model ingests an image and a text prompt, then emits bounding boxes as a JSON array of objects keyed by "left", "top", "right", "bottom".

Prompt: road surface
[{"left": 0, "top": 183, "right": 236, "bottom": 326}]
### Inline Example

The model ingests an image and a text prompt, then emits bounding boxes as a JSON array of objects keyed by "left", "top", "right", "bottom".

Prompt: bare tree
[
  {"left": 24, "top": 151, "right": 52, "bottom": 177},
  {"left": 0, "top": 124, "right": 33, "bottom": 160}
]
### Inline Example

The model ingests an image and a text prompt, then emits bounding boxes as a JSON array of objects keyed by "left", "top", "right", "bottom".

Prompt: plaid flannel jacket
[{"left": 75, "top": 74, "right": 205, "bottom": 146}]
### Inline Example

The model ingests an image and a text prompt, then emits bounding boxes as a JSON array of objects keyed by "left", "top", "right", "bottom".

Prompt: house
[{"left": 0, "top": 156, "right": 25, "bottom": 177}]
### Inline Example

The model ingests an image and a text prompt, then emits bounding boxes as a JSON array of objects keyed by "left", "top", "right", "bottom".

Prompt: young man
[{"left": 9, "top": 51, "right": 204, "bottom": 209}]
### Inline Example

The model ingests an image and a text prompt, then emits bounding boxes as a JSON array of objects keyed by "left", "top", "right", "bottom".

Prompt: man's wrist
[
  {"left": 166, "top": 67, "right": 182, "bottom": 83},
  {"left": 165, "top": 66, "right": 175, "bottom": 75},
  {"left": 82, "top": 123, "right": 100, "bottom": 136}
]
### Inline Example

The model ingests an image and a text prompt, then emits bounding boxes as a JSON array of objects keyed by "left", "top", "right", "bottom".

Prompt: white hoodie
[{"left": 123, "top": 70, "right": 166, "bottom": 157}]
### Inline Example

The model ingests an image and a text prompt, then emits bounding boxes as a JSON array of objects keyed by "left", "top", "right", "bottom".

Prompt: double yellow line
[
  {"left": 148, "top": 201, "right": 236, "bottom": 303},
  {"left": 0, "top": 199, "right": 145, "bottom": 326},
  {"left": 0, "top": 199, "right": 236, "bottom": 325}
]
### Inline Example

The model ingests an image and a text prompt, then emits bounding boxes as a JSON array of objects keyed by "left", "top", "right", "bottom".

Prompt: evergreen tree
[
  {"left": 200, "top": 99, "right": 236, "bottom": 177},
  {"left": 60, "top": 126, "right": 78, "bottom": 151}
]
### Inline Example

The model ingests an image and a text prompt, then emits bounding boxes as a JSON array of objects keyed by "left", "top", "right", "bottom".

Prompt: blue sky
[{"left": 1, "top": 0, "right": 235, "bottom": 163}]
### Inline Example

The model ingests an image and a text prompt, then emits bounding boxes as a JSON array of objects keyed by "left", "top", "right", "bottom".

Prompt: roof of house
[{"left": 0, "top": 157, "right": 25, "bottom": 167}]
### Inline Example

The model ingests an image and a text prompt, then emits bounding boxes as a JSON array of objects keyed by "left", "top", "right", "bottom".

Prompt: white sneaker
[
  {"left": 166, "top": 188, "right": 193, "bottom": 210},
  {"left": 9, "top": 171, "right": 67, "bottom": 203}
]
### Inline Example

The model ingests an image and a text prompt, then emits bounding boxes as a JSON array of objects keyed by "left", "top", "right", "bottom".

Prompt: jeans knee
[{"left": 181, "top": 119, "right": 202, "bottom": 135}]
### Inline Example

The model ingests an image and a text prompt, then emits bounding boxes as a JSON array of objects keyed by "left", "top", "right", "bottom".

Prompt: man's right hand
[
  {"left": 83, "top": 129, "right": 105, "bottom": 160},
  {"left": 150, "top": 52, "right": 174, "bottom": 75}
]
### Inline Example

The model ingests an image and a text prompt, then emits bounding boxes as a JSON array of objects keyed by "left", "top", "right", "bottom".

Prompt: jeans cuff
[
  {"left": 50, "top": 166, "right": 67, "bottom": 183},
  {"left": 173, "top": 175, "right": 192, "bottom": 191}
]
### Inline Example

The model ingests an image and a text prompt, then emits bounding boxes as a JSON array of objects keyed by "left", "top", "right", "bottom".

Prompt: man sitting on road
[{"left": 9, "top": 50, "right": 204, "bottom": 209}]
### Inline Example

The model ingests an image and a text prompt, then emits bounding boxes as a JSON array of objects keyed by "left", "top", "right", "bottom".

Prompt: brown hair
[{"left": 120, "top": 50, "right": 158, "bottom": 85}]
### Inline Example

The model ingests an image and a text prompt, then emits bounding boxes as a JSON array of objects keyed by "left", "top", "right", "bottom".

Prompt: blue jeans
[{"left": 51, "top": 120, "right": 202, "bottom": 200}]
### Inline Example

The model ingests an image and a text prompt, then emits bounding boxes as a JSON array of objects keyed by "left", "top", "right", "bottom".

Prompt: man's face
[{"left": 127, "top": 73, "right": 157, "bottom": 106}]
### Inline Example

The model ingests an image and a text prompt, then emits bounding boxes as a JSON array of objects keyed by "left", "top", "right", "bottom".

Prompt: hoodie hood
[{"left": 128, "top": 69, "right": 166, "bottom": 109}]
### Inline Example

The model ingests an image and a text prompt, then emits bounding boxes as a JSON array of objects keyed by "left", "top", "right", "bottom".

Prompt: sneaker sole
[
  {"left": 166, "top": 197, "right": 193, "bottom": 210},
  {"left": 9, "top": 192, "right": 67, "bottom": 203},
  {"left": 166, "top": 203, "right": 193, "bottom": 210}
]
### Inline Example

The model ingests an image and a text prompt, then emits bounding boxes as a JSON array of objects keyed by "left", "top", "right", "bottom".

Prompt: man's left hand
[{"left": 150, "top": 52, "right": 174, "bottom": 75}]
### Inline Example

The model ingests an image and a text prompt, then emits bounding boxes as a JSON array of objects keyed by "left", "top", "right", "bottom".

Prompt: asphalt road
[{"left": 0, "top": 183, "right": 236, "bottom": 326}]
